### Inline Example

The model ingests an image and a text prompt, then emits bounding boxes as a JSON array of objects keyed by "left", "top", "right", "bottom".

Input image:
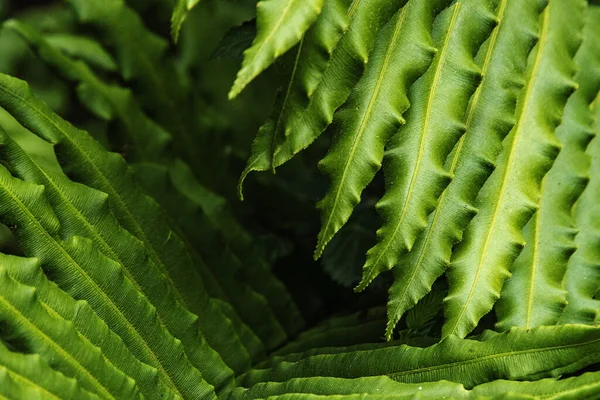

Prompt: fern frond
[
  {"left": 4, "top": 19, "right": 171, "bottom": 162},
  {"left": 356, "top": 0, "right": 496, "bottom": 291},
  {"left": 0, "top": 253, "right": 177, "bottom": 400},
  {"left": 443, "top": 0, "right": 579, "bottom": 338},
  {"left": 240, "top": 0, "right": 416, "bottom": 191},
  {"left": 0, "top": 264, "right": 141, "bottom": 400},
  {"left": 44, "top": 33, "right": 118, "bottom": 72},
  {"left": 0, "top": 162, "right": 215, "bottom": 398},
  {"left": 0, "top": 340, "right": 101, "bottom": 400},
  {"left": 0, "top": 126, "right": 242, "bottom": 386},
  {"left": 560, "top": 110, "right": 600, "bottom": 324},
  {"left": 239, "top": 0, "right": 353, "bottom": 194},
  {"left": 66, "top": 0, "right": 198, "bottom": 165},
  {"left": 268, "top": 309, "right": 388, "bottom": 358},
  {"left": 384, "top": 0, "right": 533, "bottom": 337},
  {"left": 229, "top": 0, "right": 325, "bottom": 99},
  {"left": 230, "top": 376, "right": 468, "bottom": 400},
  {"left": 226, "top": 370, "right": 600, "bottom": 399},
  {"left": 132, "top": 162, "right": 290, "bottom": 351},
  {"left": 313, "top": 0, "right": 441, "bottom": 259},
  {"left": 472, "top": 371, "right": 600, "bottom": 399},
  {"left": 169, "top": 160, "right": 305, "bottom": 338},
  {"left": 559, "top": 8, "right": 600, "bottom": 325},
  {"left": 497, "top": 5, "right": 600, "bottom": 330},
  {"left": 239, "top": 325, "right": 600, "bottom": 389}
]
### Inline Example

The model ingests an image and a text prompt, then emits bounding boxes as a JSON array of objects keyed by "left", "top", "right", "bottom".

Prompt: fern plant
[{"left": 0, "top": 0, "right": 598, "bottom": 399}]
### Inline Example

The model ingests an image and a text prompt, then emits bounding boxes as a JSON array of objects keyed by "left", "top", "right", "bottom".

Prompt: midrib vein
[
  {"left": 388, "top": 335, "right": 600, "bottom": 378},
  {"left": 370, "top": 3, "right": 461, "bottom": 269},
  {"left": 0, "top": 166, "right": 181, "bottom": 395},
  {"left": 398, "top": 0, "right": 507, "bottom": 305},
  {"left": 449, "top": 6, "right": 550, "bottom": 335},
  {"left": 318, "top": 4, "right": 409, "bottom": 252},
  {"left": 0, "top": 292, "right": 113, "bottom": 400},
  {"left": 0, "top": 84, "right": 194, "bottom": 327},
  {"left": 273, "top": 0, "right": 363, "bottom": 162}
]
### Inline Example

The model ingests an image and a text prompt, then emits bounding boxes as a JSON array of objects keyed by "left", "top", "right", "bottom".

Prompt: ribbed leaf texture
[
  {"left": 5, "top": 18, "right": 303, "bottom": 357},
  {"left": 356, "top": 0, "right": 497, "bottom": 290},
  {"left": 231, "top": 370, "right": 600, "bottom": 399},
  {"left": 443, "top": 0, "right": 580, "bottom": 338},
  {"left": 0, "top": 339, "right": 100, "bottom": 400},
  {"left": 559, "top": 8, "right": 600, "bottom": 325},
  {"left": 0, "top": 0, "right": 598, "bottom": 398},
  {"left": 0, "top": 263, "right": 140, "bottom": 400},
  {"left": 384, "top": 0, "right": 531, "bottom": 338},
  {"left": 238, "top": 325, "right": 600, "bottom": 388},
  {"left": 314, "top": 0, "right": 442, "bottom": 259},
  {"left": 239, "top": 0, "right": 410, "bottom": 193},
  {"left": 497, "top": 5, "right": 600, "bottom": 330},
  {"left": 229, "top": 0, "right": 325, "bottom": 99},
  {"left": 0, "top": 253, "right": 176, "bottom": 400}
]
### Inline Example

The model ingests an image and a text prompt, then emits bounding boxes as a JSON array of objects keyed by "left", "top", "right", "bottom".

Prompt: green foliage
[{"left": 0, "top": 0, "right": 597, "bottom": 399}]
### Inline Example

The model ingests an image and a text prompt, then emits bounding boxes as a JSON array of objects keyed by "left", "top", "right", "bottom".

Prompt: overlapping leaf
[
  {"left": 443, "top": 0, "right": 580, "bottom": 338},
  {"left": 0, "top": 336, "right": 101, "bottom": 400},
  {"left": 238, "top": 325, "right": 600, "bottom": 389},
  {"left": 559, "top": 8, "right": 600, "bottom": 326},
  {"left": 229, "top": 0, "right": 325, "bottom": 99},
  {"left": 356, "top": 0, "right": 497, "bottom": 292},
  {"left": 313, "top": 0, "right": 443, "bottom": 259},
  {"left": 0, "top": 263, "right": 141, "bottom": 400},
  {"left": 498, "top": 5, "right": 600, "bottom": 330},
  {"left": 239, "top": 0, "right": 412, "bottom": 192},
  {"left": 0, "top": 253, "right": 176, "bottom": 400},
  {"left": 384, "top": 0, "right": 534, "bottom": 337}
]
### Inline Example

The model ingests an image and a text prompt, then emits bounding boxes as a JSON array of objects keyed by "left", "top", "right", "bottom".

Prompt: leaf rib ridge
[
  {"left": 314, "top": 0, "right": 441, "bottom": 260},
  {"left": 443, "top": 0, "right": 580, "bottom": 338},
  {"left": 357, "top": 0, "right": 494, "bottom": 290},
  {"left": 497, "top": 0, "right": 595, "bottom": 330}
]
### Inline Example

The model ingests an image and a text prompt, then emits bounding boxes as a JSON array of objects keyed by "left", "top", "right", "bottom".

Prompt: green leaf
[
  {"left": 313, "top": 0, "right": 441, "bottom": 259},
  {"left": 497, "top": 5, "right": 600, "bottom": 330},
  {"left": 0, "top": 340, "right": 101, "bottom": 400},
  {"left": 0, "top": 123, "right": 240, "bottom": 387},
  {"left": 0, "top": 263, "right": 140, "bottom": 400},
  {"left": 356, "top": 0, "right": 497, "bottom": 291},
  {"left": 228, "top": 0, "right": 325, "bottom": 99},
  {"left": 0, "top": 253, "right": 177, "bottom": 400},
  {"left": 384, "top": 0, "right": 532, "bottom": 337},
  {"left": 559, "top": 7, "right": 600, "bottom": 325},
  {"left": 230, "top": 376, "right": 468, "bottom": 399},
  {"left": 238, "top": 325, "right": 600, "bottom": 389},
  {"left": 4, "top": 19, "right": 171, "bottom": 162},
  {"left": 472, "top": 371, "right": 600, "bottom": 399},
  {"left": 0, "top": 75, "right": 224, "bottom": 397},
  {"left": 239, "top": 0, "right": 414, "bottom": 194},
  {"left": 171, "top": 0, "right": 201, "bottom": 43},
  {"left": 169, "top": 160, "right": 305, "bottom": 337},
  {"left": 234, "top": 370, "right": 600, "bottom": 399},
  {"left": 66, "top": 0, "right": 199, "bottom": 167},
  {"left": 44, "top": 33, "right": 118, "bottom": 72},
  {"left": 132, "top": 161, "right": 290, "bottom": 351},
  {"left": 443, "top": 0, "right": 579, "bottom": 338}
]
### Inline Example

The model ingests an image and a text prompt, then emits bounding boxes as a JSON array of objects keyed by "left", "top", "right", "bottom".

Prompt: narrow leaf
[
  {"left": 385, "top": 0, "right": 532, "bottom": 337},
  {"left": 229, "top": 0, "right": 325, "bottom": 99},
  {"left": 443, "top": 0, "right": 579, "bottom": 338},
  {"left": 314, "top": 0, "right": 440, "bottom": 259},
  {"left": 239, "top": 325, "right": 600, "bottom": 390},
  {"left": 357, "top": 0, "right": 497, "bottom": 290},
  {"left": 498, "top": 5, "right": 600, "bottom": 329}
]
